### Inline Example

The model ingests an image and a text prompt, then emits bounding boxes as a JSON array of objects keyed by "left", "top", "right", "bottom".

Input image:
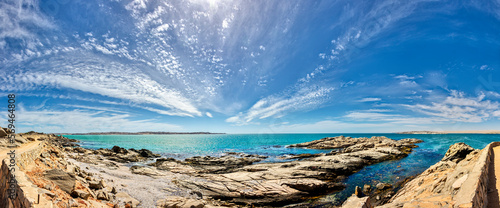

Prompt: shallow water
[{"left": 64, "top": 133, "right": 500, "bottom": 205}]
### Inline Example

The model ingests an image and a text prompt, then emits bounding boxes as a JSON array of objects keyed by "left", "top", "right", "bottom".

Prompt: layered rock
[
  {"left": 62, "top": 135, "right": 421, "bottom": 207},
  {"left": 377, "top": 143, "right": 480, "bottom": 207},
  {"left": 13, "top": 135, "right": 135, "bottom": 208},
  {"left": 171, "top": 136, "right": 422, "bottom": 206}
]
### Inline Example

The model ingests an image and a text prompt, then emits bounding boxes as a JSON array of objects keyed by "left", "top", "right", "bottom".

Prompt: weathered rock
[
  {"left": 71, "top": 189, "right": 91, "bottom": 200},
  {"left": 289, "top": 136, "right": 422, "bottom": 152},
  {"left": 69, "top": 198, "right": 79, "bottom": 207},
  {"left": 363, "top": 184, "right": 371, "bottom": 193},
  {"left": 0, "top": 127, "right": 7, "bottom": 137},
  {"left": 441, "top": 142, "right": 474, "bottom": 163},
  {"left": 156, "top": 196, "right": 205, "bottom": 208},
  {"left": 174, "top": 136, "right": 422, "bottom": 206},
  {"left": 375, "top": 183, "right": 392, "bottom": 191},
  {"left": 379, "top": 143, "right": 482, "bottom": 208},
  {"left": 183, "top": 154, "right": 266, "bottom": 174},
  {"left": 130, "top": 166, "right": 166, "bottom": 177},
  {"left": 74, "top": 147, "right": 90, "bottom": 153},
  {"left": 89, "top": 179, "right": 107, "bottom": 190},
  {"left": 342, "top": 195, "right": 372, "bottom": 208},
  {"left": 111, "top": 186, "right": 117, "bottom": 194},
  {"left": 112, "top": 146, "right": 129, "bottom": 154},
  {"left": 44, "top": 169, "right": 76, "bottom": 194},
  {"left": 15, "top": 136, "right": 28, "bottom": 144},
  {"left": 354, "top": 186, "right": 363, "bottom": 197},
  {"left": 115, "top": 192, "right": 140, "bottom": 207},
  {"left": 96, "top": 190, "right": 110, "bottom": 200},
  {"left": 130, "top": 148, "right": 161, "bottom": 158}
]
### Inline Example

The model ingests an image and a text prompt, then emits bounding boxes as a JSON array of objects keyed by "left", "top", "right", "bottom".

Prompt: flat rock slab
[{"left": 44, "top": 169, "right": 76, "bottom": 194}]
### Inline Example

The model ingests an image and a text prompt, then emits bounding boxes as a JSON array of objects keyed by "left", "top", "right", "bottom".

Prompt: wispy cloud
[
  {"left": 343, "top": 109, "right": 447, "bottom": 125},
  {"left": 358, "top": 97, "right": 381, "bottom": 102},
  {"left": 16, "top": 107, "right": 182, "bottom": 133},
  {"left": 405, "top": 90, "right": 500, "bottom": 122},
  {"left": 0, "top": 53, "right": 203, "bottom": 117},
  {"left": 226, "top": 86, "right": 334, "bottom": 125}
]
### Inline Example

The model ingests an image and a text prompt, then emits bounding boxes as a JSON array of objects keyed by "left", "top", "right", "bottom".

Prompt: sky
[{"left": 0, "top": 0, "right": 500, "bottom": 133}]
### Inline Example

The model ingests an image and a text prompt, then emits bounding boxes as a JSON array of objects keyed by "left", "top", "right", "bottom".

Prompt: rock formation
[{"left": 377, "top": 143, "right": 480, "bottom": 207}]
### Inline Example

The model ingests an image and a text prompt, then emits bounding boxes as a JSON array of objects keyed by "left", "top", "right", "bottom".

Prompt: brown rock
[
  {"left": 354, "top": 186, "right": 363, "bottom": 197},
  {"left": 44, "top": 169, "right": 76, "bottom": 194},
  {"left": 376, "top": 183, "right": 392, "bottom": 190},
  {"left": 363, "top": 184, "right": 371, "bottom": 193},
  {"left": 71, "top": 189, "right": 90, "bottom": 200},
  {"left": 0, "top": 128, "right": 7, "bottom": 137},
  {"left": 441, "top": 142, "right": 474, "bottom": 163},
  {"left": 89, "top": 179, "right": 107, "bottom": 190},
  {"left": 342, "top": 195, "right": 372, "bottom": 208},
  {"left": 157, "top": 196, "right": 205, "bottom": 208},
  {"left": 96, "top": 190, "right": 110, "bottom": 200},
  {"left": 115, "top": 192, "right": 140, "bottom": 207}
]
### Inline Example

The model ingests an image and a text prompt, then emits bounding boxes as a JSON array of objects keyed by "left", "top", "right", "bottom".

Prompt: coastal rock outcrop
[
  {"left": 378, "top": 142, "right": 480, "bottom": 207},
  {"left": 62, "top": 135, "right": 421, "bottom": 207},
  {"left": 43, "top": 169, "right": 76, "bottom": 194},
  {"left": 441, "top": 142, "right": 474, "bottom": 162},
  {"left": 5, "top": 133, "right": 126, "bottom": 207},
  {"left": 173, "top": 136, "right": 422, "bottom": 206},
  {"left": 0, "top": 127, "right": 8, "bottom": 137}
]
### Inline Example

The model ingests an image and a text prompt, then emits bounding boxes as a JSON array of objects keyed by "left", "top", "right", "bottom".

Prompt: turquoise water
[{"left": 64, "top": 133, "right": 500, "bottom": 205}]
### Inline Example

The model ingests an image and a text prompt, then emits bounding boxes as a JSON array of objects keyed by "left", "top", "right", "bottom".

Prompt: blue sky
[{"left": 1, "top": 0, "right": 500, "bottom": 133}]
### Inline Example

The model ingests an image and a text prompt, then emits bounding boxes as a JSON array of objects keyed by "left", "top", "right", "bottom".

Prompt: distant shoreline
[
  {"left": 54, "top": 131, "right": 226, "bottom": 135},
  {"left": 396, "top": 130, "right": 500, "bottom": 134}
]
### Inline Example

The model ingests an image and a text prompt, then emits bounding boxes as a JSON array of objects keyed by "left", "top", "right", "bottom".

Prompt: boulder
[
  {"left": 89, "top": 179, "right": 107, "bottom": 190},
  {"left": 44, "top": 169, "right": 76, "bottom": 194},
  {"left": 354, "top": 186, "right": 363, "bottom": 197},
  {"left": 96, "top": 190, "right": 110, "bottom": 200},
  {"left": 15, "top": 136, "right": 28, "bottom": 144},
  {"left": 112, "top": 146, "right": 129, "bottom": 154},
  {"left": 375, "top": 183, "right": 392, "bottom": 190},
  {"left": 132, "top": 148, "right": 160, "bottom": 158},
  {"left": 341, "top": 195, "right": 372, "bottom": 208},
  {"left": 363, "top": 184, "right": 371, "bottom": 193},
  {"left": 71, "top": 189, "right": 90, "bottom": 200},
  {"left": 0, "top": 128, "right": 7, "bottom": 137},
  {"left": 441, "top": 143, "right": 475, "bottom": 163}
]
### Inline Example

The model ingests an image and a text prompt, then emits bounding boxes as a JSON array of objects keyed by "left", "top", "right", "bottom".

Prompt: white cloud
[
  {"left": 226, "top": 87, "right": 334, "bottom": 125},
  {"left": 270, "top": 120, "right": 393, "bottom": 133},
  {"left": 358, "top": 97, "right": 381, "bottom": 102},
  {"left": 16, "top": 108, "right": 182, "bottom": 133},
  {"left": 343, "top": 109, "right": 448, "bottom": 125},
  {"left": 394, "top": 74, "right": 419, "bottom": 80},
  {"left": 0, "top": 53, "right": 203, "bottom": 117},
  {"left": 206, "top": 112, "right": 213, "bottom": 118},
  {"left": 406, "top": 90, "right": 500, "bottom": 122},
  {"left": 0, "top": 0, "right": 55, "bottom": 40},
  {"left": 480, "top": 65, "right": 493, "bottom": 70}
]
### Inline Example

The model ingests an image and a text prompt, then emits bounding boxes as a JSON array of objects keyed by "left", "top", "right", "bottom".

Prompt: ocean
[{"left": 64, "top": 133, "right": 500, "bottom": 205}]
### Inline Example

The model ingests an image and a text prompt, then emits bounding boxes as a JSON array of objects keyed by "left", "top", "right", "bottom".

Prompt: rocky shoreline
[
  {"left": 1, "top": 132, "right": 425, "bottom": 207},
  {"left": 343, "top": 142, "right": 487, "bottom": 207}
]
